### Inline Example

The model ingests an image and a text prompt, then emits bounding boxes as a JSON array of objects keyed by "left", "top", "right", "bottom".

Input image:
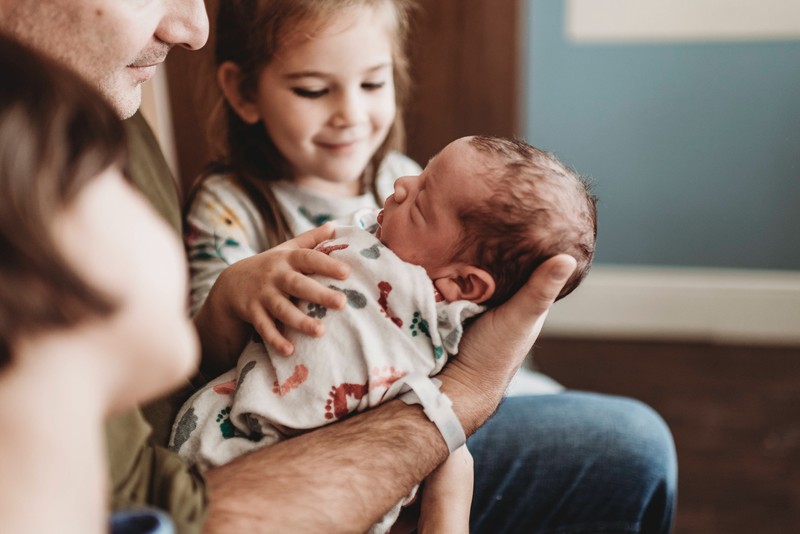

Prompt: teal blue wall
[{"left": 525, "top": 1, "right": 800, "bottom": 269}]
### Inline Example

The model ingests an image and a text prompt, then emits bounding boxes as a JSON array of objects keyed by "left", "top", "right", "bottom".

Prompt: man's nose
[{"left": 157, "top": 0, "right": 210, "bottom": 51}]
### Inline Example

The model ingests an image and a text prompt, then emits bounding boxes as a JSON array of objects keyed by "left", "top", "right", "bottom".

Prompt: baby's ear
[
  {"left": 217, "top": 61, "right": 261, "bottom": 125},
  {"left": 433, "top": 265, "right": 495, "bottom": 304}
]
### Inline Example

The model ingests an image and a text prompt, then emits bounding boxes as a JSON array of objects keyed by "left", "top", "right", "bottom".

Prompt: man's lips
[{"left": 126, "top": 62, "right": 161, "bottom": 80}]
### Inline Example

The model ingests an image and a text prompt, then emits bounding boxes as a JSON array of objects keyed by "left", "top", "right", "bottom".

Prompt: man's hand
[{"left": 441, "top": 254, "right": 577, "bottom": 432}]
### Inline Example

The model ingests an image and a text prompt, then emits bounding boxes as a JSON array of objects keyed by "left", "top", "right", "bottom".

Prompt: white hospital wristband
[{"left": 398, "top": 374, "right": 466, "bottom": 454}]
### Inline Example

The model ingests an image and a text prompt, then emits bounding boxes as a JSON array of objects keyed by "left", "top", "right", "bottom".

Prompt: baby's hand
[
  {"left": 418, "top": 445, "right": 474, "bottom": 534},
  {"left": 218, "top": 223, "right": 349, "bottom": 355}
]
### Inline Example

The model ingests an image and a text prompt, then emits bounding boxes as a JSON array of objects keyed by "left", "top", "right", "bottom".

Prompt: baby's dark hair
[
  {"left": 452, "top": 136, "right": 597, "bottom": 307},
  {"left": 0, "top": 34, "right": 125, "bottom": 367}
]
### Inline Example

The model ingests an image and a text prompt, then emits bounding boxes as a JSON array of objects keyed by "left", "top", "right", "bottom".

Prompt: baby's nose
[{"left": 392, "top": 176, "right": 411, "bottom": 202}]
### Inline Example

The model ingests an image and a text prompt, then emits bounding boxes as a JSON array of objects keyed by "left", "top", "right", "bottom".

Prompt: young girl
[
  {"left": 185, "top": 1, "right": 472, "bottom": 531},
  {"left": 189, "top": 0, "right": 421, "bottom": 376},
  {"left": 179, "top": 5, "right": 677, "bottom": 533}
]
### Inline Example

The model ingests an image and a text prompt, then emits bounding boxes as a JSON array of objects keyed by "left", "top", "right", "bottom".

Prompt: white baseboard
[{"left": 543, "top": 265, "right": 800, "bottom": 346}]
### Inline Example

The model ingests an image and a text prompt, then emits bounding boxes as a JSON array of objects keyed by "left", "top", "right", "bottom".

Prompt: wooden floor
[{"left": 531, "top": 337, "right": 800, "bottom": 534}]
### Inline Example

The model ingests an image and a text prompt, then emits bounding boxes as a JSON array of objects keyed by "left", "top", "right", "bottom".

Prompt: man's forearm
[
  {"left": 203, "top": 367, "right": 511, "bottom": 533},
  {"left": 203, "top": 400, "right": 451, "bottom": 533}
]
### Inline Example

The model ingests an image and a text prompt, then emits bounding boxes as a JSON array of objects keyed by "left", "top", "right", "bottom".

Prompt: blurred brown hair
[{"left": 0, "top": 33, "right": 126, "bottom": 367}]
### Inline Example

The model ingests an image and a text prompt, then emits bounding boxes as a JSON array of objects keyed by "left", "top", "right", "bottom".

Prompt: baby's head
[{"left": 378, "top": 135, "right": 597, "bottom": 307}]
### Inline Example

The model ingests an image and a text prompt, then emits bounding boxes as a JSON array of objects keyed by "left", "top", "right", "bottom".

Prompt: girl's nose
[{"left": 331, "top": 89, "right": 367, "bottom": 128}]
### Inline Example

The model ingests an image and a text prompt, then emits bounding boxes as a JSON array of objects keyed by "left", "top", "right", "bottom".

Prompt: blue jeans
[{"left": 467, "top": 392, "right": 677, "bottom": 533}]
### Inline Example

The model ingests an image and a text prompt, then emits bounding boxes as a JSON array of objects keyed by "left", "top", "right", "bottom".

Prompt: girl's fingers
[
  {"left": 266, "top": 293, "right": 326, "bottom": 339},
  {"left": 280, "top": 271, "right": 347, "bottom": 310},
  {"left": 290, "top": 248, "right": 350, "bottom": 279},
  {"left": 281, "top": 222, "right": 337, "bottom": 251},
  {"left": 250, "top": 309, "right": 294, "bottom": 356}
]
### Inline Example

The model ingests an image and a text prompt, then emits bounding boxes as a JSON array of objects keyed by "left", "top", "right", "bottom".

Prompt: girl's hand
[
  {"left": 216, "top": 223, "right": 350, "bottom": 355},
  {"left": 418, "top": 445, "right": 474, "bottom": 534}
]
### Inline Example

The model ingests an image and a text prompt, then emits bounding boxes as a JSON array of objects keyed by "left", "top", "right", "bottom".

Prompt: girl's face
[
  {"left": 251, "top": 6, "right": 397, "bottom": 196},
  {"left": 54, "top": 168, "right": 198, "bottom": 411}
]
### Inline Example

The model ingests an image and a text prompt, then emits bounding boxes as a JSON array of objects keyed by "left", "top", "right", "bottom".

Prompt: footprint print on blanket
[
  {"left": 213, "top": 360, "right": 257, "bottom": 395},
  {"left": 171, "top": 407, "right": 197, "bottom": 452},
  {"left": 213, "top": 378, "right": 237, "bottom": 395},
  {"left": 377, "top": 281, "right": 403, "bottom": 327},
  {"left": 410, "top": 311, "right": 444, "bottom": 359},
  {"left": 371, "top": 366, "right": 408, "bottom": 404},
  {"left": 324, "top": 383, "right": 368, "bottom": 420},
  {"left": 216, "top": 407, "right": 235, "bottom": 439},
  {"left": 272, "top": 364, "right": 309, "bottom": 396},
  {"left": 329, "top": 285, "right": 367, "bottom": 309},
  {"left": 409, "top": 311, "right": 431, "bottom": 338},
  {"left": 359, "top": 243, "right": 383, "bottom": 259},
  {"left": 307, "top": 302, "right": 327, "bottom": 319},
  {"left": 317, "top": 243, "right": 349, "bottom": 255}
]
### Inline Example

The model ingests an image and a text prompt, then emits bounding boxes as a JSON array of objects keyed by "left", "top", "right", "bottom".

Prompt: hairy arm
[{"left": 202, "top": 255, "right": 577, "bottom": 533}]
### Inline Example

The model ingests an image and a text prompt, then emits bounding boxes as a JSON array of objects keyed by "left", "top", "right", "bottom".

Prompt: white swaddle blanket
[{"left": 170, "top": 224, "right": 482, "bottom": 533}]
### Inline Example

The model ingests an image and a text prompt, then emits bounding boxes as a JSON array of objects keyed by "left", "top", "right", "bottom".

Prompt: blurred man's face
[{"left": 0, "top": 0, "right": 208, "bottom": 118}]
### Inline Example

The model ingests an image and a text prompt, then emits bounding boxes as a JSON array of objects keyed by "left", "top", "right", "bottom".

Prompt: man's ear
[
  {"left": 217, "top": 61, "right": 261, "bottom": 125},
  {"left": 433, "top": 265, "right": 496, "bottom": 304}
]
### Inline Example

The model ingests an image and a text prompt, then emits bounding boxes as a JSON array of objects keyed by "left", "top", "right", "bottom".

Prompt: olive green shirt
[{"left": 105, "top": 112, "right": 207, "bottom": 534}]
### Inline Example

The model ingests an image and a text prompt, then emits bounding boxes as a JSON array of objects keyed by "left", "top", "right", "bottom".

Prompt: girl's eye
[
  {"left": 292, "top": 87, "right": 328, "bottom": 99},
  {"left": 361, "top": 81, "right": 386, "bottom": 91}
]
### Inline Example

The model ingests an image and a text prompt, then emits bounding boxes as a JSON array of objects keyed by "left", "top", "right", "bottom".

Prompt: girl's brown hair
[
  {"left": 0, "top": 34, "right": 127, "bottom": 367},
  {"left": 197, "top": 0, "right": 415, "bottom": 245}
]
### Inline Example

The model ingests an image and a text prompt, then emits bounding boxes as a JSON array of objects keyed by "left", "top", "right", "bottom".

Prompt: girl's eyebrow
[
  {"left": 283, "top": 70, "right": 325, "bottom": 80},
  {"left": 284, "top": 63, "right": 392, "bottom": 80},
  {"left": 284, "top": 70, "right": 329, "bottom": 80}
]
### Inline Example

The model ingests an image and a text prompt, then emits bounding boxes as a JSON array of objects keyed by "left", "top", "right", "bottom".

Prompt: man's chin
[{"left": 101, "top": 82, "right": 142, "bottom": 120}]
